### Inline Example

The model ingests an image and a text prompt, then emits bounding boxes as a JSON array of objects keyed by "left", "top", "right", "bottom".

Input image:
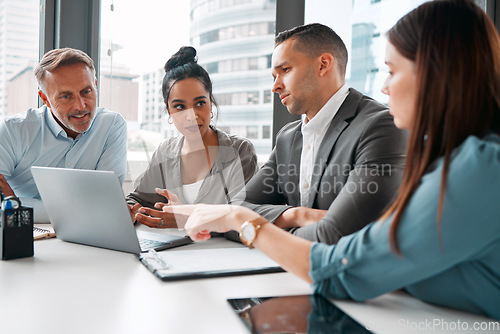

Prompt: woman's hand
[
  {"left": 134, "top": 189, "right": 188, "bottom": 229},
  {"left": 177, "top": 204, "right": 261, "bottom": 241},
  {"left": 153, "top": 188, "right": 181, "bottom": 211},
  {"left": 135, "top": 204, "right": 191, "bottom": 229},
  {"left": 127, "top": 203, "right": 141, "bottom": 223},
  {"left": 172, "top": 204, "right": 314, "bottom": 284}
]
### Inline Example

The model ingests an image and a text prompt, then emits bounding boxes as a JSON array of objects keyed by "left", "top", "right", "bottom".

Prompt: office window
[
  {"left": 262, "top": 125, "right": 271, "bottom": 139},
  {"left": 264, "top": 90, "right": 272, "bottom": 104},
  {"left": 191, "top": 0, "right": 253, "bottom": 20},
  {"left": 100, "top": 0, "right": 190, "bottom": 192},
  {"left": 198, "top": 22, "right": 273, "bottom": 45},
  {"left": 207, "top": 56, "right": 271, "bottom": 74},
  {"left": 215, "top": 91, "right": 261, "bottom": 106},
  {"left": 0, "top": 0, "right": 39, "bottom": 121},
  {"left": 305, "top": 0, "right": 432, "bottom": 104},
  {"left": 192, "top": 0, "right": 276, "bottom": 157},
  {"left": 247, "top": 125, "right": 259, "bottom": 139},
  {"left": 100, "top": 0, "right": 277, "bottom": 187}
]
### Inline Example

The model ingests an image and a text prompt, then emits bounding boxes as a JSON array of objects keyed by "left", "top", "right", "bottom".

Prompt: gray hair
[{"left": 34, "top": 48, "right": 96, "bottom": 91}]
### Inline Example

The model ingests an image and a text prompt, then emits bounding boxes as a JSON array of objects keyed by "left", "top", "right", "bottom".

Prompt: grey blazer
[
  {"left": 239, "top": 88, "right": 408, "bottom": 244},
  {"left": 127, "top": 127, "right": 258, "bottom": 208}
]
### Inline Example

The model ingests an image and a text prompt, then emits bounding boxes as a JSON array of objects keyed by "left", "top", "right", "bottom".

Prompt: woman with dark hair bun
[
  {"left": 126, "top": 46, "right": 258, "bottom": 229},
  {"left": 169, "top": 0, "right": 500, "bottom": 319}
]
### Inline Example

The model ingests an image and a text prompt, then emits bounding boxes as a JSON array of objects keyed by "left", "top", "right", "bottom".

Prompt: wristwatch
[{"left": 239, "top": 217, "right": 268, "bottom": 249}]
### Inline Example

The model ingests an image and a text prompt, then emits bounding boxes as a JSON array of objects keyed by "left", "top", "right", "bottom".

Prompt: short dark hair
[
  {"left": 162, "top": 46, "right": 218, "bottom": 112},
  {"left": 275, "top": 23, "right": 348, "bottom": 76},
  {"left": 34, "top": 48, "right": 96, "bottom": 92}
]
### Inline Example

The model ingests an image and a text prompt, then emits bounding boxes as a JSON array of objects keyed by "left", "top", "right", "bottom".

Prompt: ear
[
  {"left": 318, "top": 53, "right": 334, "bottom": 77},
  {"left": 38, "top": 90, "right": 51, "bottom": 108}
]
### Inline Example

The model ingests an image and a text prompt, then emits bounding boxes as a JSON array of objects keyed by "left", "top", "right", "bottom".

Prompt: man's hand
[
  {"left": 0, "top": 174, "right": 15, "bottom": 198},
  {"left": 274, "top": 207, "right": 327, "bottom": 229}
]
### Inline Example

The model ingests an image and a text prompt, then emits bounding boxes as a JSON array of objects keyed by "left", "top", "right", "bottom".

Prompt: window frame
[{"left": 39, "top": 0, "right": 500, "bottom": 146}]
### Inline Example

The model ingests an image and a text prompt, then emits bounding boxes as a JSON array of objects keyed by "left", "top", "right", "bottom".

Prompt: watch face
[{"left": 242, "top": 223, "right": 256, "bottom": 243}]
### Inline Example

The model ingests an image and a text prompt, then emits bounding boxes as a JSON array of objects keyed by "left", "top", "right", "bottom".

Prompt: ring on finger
[{"left": 159, "top": 219, "right": 164, "bottom": 227}]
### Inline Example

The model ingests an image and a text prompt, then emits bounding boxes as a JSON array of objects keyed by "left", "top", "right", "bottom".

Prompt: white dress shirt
[
  {"left": 299, "top": 84, "right": 349, "bottom": 206},
  {"left": 182, "top": 179, "right": 204, "bottom": 204}
]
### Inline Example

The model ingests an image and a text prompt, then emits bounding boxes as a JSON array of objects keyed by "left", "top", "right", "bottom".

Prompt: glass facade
[
  {"left": 3, "top": 0, "right": 493, "bottom": 190},
  {"left": 191, "top": 0, "right": 277, "bottom": 158},
  {"left": 0, "top": 0, "right": 39, "bottom": 120},
  {"left": 305, "top": 0, "right": 431, "bottom": 105}
]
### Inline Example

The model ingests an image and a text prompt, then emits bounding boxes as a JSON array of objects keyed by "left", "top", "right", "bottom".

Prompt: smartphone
[{"left": 227, "top": 294, "right": 372, "bottom": 334}]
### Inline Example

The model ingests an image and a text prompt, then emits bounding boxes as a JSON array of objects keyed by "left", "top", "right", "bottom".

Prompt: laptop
[{"left": 31, "top": 166, "right": 192, "bottom": 254}]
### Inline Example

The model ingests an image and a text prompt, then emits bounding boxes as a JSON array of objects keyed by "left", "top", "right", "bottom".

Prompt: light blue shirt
[
  {"left": 0, "top": 106, "right": 127, "bottom": 222},
  {"left": 310, "top": 134, "right": 500, "bottom": 320}
]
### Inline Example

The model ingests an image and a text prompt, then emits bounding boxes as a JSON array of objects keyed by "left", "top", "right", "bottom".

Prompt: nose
[
  {"left": 381, "top": 78, "right": 389, "bottom": 96},
  {"left": 74, "top": 96, "right": 86, "bottom": 110},
  {"left": 272, "top": 76, "right": 283, "bottom": 93},
  {"left": 185, "top": 108, "right": 197, "bottom": 121}
]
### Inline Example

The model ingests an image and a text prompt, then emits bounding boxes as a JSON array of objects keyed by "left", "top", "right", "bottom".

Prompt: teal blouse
[{"left": 310, "top": 134, "right": 500, "bottom": 319}]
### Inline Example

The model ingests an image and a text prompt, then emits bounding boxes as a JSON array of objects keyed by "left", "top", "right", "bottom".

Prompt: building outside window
[
  {"left": 0, "top": 0, "right": 39, "bottom": 120},
  {"left": 305, "top": 0, "right": 432, "bottom": 105},
  {"left": 191, "top": 0, "right": 277, "bottom": 159}
]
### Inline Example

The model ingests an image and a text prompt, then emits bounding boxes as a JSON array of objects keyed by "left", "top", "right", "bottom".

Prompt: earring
[
  {"left": 210, "top": 111, "right": 214, "bottom": 119},
  {"left": 168, "top": 116, "right": 173, "bottom": 124}
]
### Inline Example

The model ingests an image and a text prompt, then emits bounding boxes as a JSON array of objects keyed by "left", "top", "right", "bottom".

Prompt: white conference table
[{"left": 0, "top": 225, "right": 497, "bottom": 334}]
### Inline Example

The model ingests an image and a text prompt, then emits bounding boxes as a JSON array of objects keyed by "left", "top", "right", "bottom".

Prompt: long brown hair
[{"left": 382, "top": 0, "right": 500, "bottom": 254}]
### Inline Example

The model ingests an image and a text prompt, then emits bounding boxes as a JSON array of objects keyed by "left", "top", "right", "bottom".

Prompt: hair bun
[{"left": 164, "top": 46, "right": 197, "bottom": 73}]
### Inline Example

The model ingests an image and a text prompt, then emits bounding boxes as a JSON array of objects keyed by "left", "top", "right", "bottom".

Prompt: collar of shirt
[
  {"left": 301, "top": 84, "right": 349, "bottom": 136},
  {"left": 45, "top": 106, "right": 94, "bottom": 140},
  {"left": 299, "top": 84, "right": 349, "bottom": 206}
]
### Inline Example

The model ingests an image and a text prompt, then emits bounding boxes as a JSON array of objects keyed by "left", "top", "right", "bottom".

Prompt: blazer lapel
[{"left": 306, "top": 88, "right": 363, "bottom": 207}]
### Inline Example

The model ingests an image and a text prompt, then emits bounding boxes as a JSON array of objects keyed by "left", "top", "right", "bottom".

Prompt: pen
[{"left": 148, "top": 249, "right": 170, "bottom": 270}]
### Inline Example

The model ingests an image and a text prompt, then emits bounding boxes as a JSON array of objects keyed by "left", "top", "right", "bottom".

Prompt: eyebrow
[
  {"left": 57, "top": 91, "right": 72, "bottom": 97},
  {"left": 57, "top": 85, "right": 93, "bottom": 97},
  {"left": 80, "top": 85, "right": 93, "bottom": 91},
  {"left": 272, "top": 61, "right": 288, "bottom": 79},
  {"left": 171, "top": 96, "right": 207, "bottom": 104},
  {"left": 273, "top": 61, "right": 288, "bottom": 71}
]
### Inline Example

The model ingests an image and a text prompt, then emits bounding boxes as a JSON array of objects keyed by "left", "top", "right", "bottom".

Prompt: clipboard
[{"left": 137, "top": 247, "right": 284, "bottom": 281}]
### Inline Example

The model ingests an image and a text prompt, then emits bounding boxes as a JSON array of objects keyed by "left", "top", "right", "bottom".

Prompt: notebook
[
  {"left": 33, "top": 225, "right": 56, "bottom": 240},
  {"left": 31, "top": 166, "right": 192, "bottom": 253}
]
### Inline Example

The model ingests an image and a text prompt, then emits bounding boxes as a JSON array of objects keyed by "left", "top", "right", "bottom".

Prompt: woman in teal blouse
[{"left": 170, "top": 0, "right": 500, "bottom": 319}]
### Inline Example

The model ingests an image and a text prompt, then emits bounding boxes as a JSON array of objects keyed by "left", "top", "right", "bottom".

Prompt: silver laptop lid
[{"left": 31, "top": 167, "right": 142, "bottom": 253}]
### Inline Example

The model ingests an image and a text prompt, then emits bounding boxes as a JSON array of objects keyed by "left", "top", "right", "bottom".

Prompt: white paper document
[{"left": 139, "top": 247, "right": 283, "bottom": 280}]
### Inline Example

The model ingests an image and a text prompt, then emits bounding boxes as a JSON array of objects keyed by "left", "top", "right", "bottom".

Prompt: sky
[{"left": 100, "top": 0, "right": 191, "bottom": 75}]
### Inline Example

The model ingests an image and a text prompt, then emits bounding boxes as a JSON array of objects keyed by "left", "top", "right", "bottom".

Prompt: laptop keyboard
[{"left": 139, "top": 238, "right": 166, "bottom": 250}]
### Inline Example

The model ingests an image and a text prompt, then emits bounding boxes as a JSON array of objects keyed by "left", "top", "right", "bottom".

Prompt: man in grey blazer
[{"left": 237, "top": 23, "right": 408, "bottom": 244}]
